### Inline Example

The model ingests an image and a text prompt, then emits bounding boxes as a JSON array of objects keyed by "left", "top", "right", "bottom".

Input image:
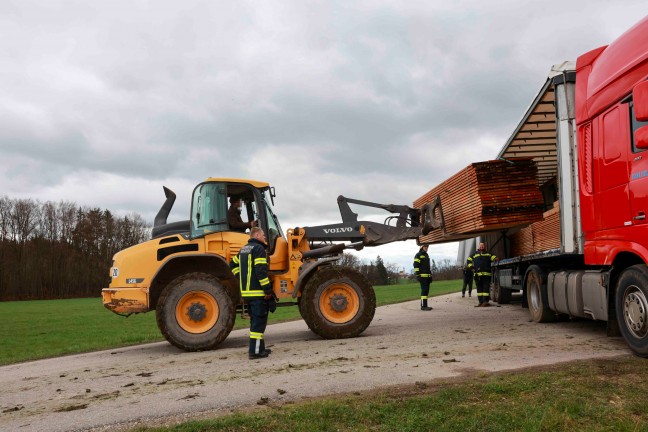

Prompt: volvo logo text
[{"left": 323, "top": 227, "right": 353, "bottom": 234}]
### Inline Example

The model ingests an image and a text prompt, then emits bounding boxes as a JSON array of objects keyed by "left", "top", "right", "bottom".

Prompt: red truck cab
[
  {"left": 466, "top": 16, "right": 648, "bottom": 357},
  {"left": 577, "top": 16, "right": 648, "bottom": 265}
]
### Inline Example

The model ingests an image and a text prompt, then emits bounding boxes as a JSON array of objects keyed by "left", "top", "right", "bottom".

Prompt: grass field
[{"left": 0, "top": 279, "right": 461, "bottom": 365}]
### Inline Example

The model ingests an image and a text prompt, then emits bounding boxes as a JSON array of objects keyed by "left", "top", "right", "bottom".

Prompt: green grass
[
  {"left": 0, "top": 298, "right": 162, "bottom": 365},
  {"left": 132, "top": 356, "right": 648, "bottom": 432},
  {"left": 0, "top": 279, "right": 461, "bottom": 365}
]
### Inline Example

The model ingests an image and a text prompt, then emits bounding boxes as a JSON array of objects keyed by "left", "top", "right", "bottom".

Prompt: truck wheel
[
  {"left": 526, "top": 265, "right": 555, "bottom": 323},
  {"left": 492, "top": 278, "right": 512, "bottom": 304},
  {"left": 300, "top": 266, "right": 375, "bottom": 339},
  {"left": 616, "top": 265, "right": 648, "bottom": 358},
  {"left": 156, "top": 272, "right": 235, "bottom": 351}
]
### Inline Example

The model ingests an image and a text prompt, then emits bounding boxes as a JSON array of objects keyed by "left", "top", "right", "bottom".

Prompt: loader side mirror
[
  {"left": 269, "top": 187, "right": 276, "bottom": 206},
  {"left": 633, "top": 81, "right": 648, "bottom": 122}
]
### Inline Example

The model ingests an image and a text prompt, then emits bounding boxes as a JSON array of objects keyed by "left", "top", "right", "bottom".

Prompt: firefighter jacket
[
  {"left": 230, "top": 238, "right": 271, "bottom": 299},
  {"left": 467, "top": 250, "right": 497, "bottom": 277},
  {"left": 413, "top": 248, "right": 432, "bottom": 279}
]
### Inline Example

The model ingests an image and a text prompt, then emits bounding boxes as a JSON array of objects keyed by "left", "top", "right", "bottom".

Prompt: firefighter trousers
[
  {"left": 474, "top": 276, "right": 491, "bottom": 304},
  {"left": 419, "top": 278, "right": 431, "bottom": 308},
  {"left": 247, "top": 298, "right": 269, "bottom": 355},
  {"left": 462, "top": 280, "right": 473, "bottom": 296}
]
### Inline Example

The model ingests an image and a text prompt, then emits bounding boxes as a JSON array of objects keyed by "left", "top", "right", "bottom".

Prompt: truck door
[
  {"left": 628, "top": 102, "right": 648, "bottom": 226},
  {"left": 594, "top": 105, "right": 632, "bottom": 231}
]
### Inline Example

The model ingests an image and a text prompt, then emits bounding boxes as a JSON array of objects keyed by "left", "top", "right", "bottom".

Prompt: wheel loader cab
[{"left": 190, "top": 179, "right": 287, "bottom": 266}]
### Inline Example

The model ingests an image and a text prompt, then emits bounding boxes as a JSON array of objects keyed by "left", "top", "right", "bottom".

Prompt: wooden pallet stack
[
  {"left": 415, "top": 159, "right": 545, "bottom": 244},
  {"left": 510, "top": 204, "right": 561, "bottom": 256}
]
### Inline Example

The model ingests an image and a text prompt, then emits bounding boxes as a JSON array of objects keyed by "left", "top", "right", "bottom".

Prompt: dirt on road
[{"left": 0, "top": 292, "right": 630, "bottom": 432}]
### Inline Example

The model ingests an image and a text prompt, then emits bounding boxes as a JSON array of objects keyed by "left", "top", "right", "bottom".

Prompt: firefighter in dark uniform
[
  {"left": 230, "top": 227, "right": 275, "bottom": 359},
  {"left": 413, "top": 244, "right": 433, "bottom": 311},
  {"left": 462, "top": 265, "right": 473, "bottom": 298},
  {"left": 467, "top": 242, "right": 497, "bottom": 307}
]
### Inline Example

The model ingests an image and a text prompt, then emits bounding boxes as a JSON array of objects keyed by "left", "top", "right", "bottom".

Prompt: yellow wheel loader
[{"left": 102, "top": 178, "right": 441, "bottom": 351}]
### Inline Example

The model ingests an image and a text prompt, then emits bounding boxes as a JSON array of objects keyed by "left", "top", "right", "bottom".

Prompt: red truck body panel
[{"left": 576, "top": 15, "right": 648, "bottom": 266}]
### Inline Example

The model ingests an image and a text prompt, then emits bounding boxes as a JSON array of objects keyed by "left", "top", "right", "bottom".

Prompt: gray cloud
[{"left": 1, "top": 0, "right": 646, "bottom": 266}]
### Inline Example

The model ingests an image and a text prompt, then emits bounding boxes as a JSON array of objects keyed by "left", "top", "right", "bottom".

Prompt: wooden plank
[
  {"left": 510, "top": 204, "right": 560, "bottom": 255},
  {"left": 415, "top": 159, "right": 545, "bottom": 244}
]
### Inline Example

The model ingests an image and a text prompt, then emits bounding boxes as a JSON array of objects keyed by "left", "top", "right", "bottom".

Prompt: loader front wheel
[
  {"left": 300, "top": 266, "right": 375, "bottom": 339},
  {"left": 156, "top": 272, "right": 235, "bottom": 351}
]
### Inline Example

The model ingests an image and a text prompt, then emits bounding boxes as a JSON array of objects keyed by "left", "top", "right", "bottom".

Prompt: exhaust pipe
[{"left": 154, "top": 186, "right": 176, "bottom": 227}]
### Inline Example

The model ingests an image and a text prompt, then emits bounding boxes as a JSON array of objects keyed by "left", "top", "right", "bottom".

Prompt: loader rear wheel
[
  {"left": 615, "top": 265, "right": 648, "bottom": 358},
  {"left": 526, "top": 265, "right": 555, "bottom": 323},
  {"left": 300, "top": 266, "right": 375, "bottom": 339},
  {"left": 156, "top": 272, "right": 235, "bottom": 351}
]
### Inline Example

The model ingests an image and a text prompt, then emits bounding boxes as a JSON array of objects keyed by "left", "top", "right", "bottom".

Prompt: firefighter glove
[{"left": 267, "top": 297, "right": 277, "bottom": 313}]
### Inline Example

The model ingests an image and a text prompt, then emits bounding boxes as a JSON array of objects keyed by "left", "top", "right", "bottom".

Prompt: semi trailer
[{"left": 459, "top": 16, "right": 648, "bottom": 357}]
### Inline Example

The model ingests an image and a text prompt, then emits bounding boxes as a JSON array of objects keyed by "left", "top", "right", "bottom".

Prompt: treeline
[
  {"left": 0, "top": 197, "right": 149, "bottom": 300},
  {"left": 338, "top": 253, "right": 462, "bottom": 285}
]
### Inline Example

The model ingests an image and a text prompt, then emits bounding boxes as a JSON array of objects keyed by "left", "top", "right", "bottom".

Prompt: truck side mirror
[
  {"left": 633, "top": 80, "right": 648, "bottom": 122},
  {"left": 635, "top": 126, "right": 648, "bottom": 149}
]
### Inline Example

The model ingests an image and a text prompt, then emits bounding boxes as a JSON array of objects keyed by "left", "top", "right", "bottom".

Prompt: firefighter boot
[
  {"left": 249, "top": 338, "right": 270, "bottom": 360},
  {"left": 421, "top": 298, "right": 433, "bottom": 311},
  {"left": 260, "top": 339, "right": 271, "bottom": 356}
]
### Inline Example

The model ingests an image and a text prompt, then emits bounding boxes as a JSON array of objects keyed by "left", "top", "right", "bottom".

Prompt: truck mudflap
[{"left": 102, "top": 287, "right": 150, "bottom": 314}]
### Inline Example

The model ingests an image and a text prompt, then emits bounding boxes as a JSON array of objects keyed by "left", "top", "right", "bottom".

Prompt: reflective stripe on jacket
[
  {"left": 413, "top": 249, "right": 431, "bottom": 278},
  {"left": 230, "top": 238, "right": 271, "bottom": 298},
  {"left": 467, "top": 251, "right": 497, "bottom": 277}
]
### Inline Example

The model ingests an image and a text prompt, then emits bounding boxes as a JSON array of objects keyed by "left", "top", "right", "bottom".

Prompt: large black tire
[
  {"left": 526, "top": 265, "right": 555, "bottom": 323},
  {"left": 156, "top": 272, "right": 235, "bottom": 351},
  {"left": 615, "top": 265, "right": 648, "bottom": 358},
  {"left": 491, "top": 272, "right": 512, "bottom": 304},
  {"left": 300, "top": 266, "right": 376, "bottom": 339}
]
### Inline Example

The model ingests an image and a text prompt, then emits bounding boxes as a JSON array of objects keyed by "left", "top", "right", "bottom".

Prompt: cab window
[
  {"left": 190, "top": 182, "right": 228, "bottom": 238},
  {"left": 226, "top": 185, "right": 259, "bottom": 233}
]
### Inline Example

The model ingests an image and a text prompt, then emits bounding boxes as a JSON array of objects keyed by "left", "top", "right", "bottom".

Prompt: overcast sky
[{"left": 2, "top": 1, "right": 646, "bottom": 271}]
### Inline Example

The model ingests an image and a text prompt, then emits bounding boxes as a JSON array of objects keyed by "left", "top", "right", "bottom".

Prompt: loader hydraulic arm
[{"left": 300, "top": 195, "right": 444, "bottom": 254}]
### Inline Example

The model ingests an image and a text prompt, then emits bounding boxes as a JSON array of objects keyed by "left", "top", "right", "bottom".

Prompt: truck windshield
[{"left": 190, "top": 182, "right": 228, "bottom": 238}]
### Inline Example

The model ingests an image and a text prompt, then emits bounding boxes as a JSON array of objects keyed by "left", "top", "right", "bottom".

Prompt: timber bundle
[
  {"left": 509, "top": 204, "right": 561, "bottom": 256},
  {"left": 415, "top": 159, "right": 545, "bottom": 244}
]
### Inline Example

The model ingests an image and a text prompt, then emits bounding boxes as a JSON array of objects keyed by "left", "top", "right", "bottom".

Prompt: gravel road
[{"left": 0, "top": 292, "right": 630, "bottom": 432}]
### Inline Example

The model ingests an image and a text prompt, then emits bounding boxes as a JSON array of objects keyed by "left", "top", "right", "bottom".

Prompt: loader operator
[
  {"left": 413, "top": 244, "right": 433, "bottom": 311},
  {"left": 230, "top": 227, "right": 276, "bottom": 359},
  {"left": 228, "top": 197, "right": 257, "bottom": 232},
  {"left": 467, "top": 242, "right": 497, "bottom": 307}
]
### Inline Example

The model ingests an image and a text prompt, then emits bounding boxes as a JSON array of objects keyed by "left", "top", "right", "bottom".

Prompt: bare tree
[
  {"left": 10, "top": 199, "right": 39, "bottom": 244},
  {"left": 58, "top": 201, "right": 77, "bottom": 244},
  {"left": 0, "top": 196, "right": 13, "bottom": 241},
  {"left": 337, "top": 252, "right": 361, "bottom": 269},
  {"left": 41, "top": 201, "right": 59, "bottom": 242}
]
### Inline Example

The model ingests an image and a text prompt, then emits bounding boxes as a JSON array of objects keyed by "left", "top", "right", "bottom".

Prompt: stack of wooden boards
[
  {"left": 414, "top": 159, "right": 545, "bottom": 244},
  {"left": 509, "top": 203, "right": 561, "bottom": 256}
]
